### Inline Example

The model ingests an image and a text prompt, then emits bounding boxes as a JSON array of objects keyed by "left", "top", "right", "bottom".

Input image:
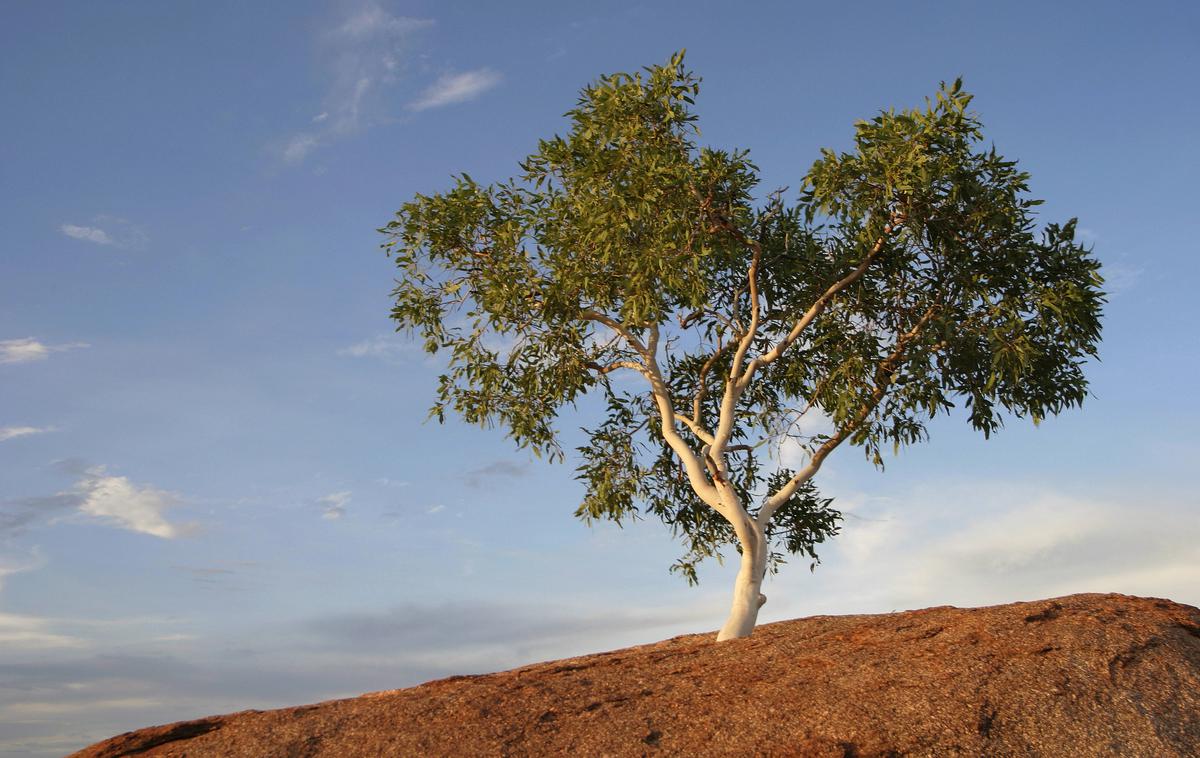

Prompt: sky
[{"left": 1, "top": 1, "right": 1198, "bottom": 754}]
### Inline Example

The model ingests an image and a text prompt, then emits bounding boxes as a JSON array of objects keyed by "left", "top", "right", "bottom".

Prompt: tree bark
[{"left": 715, "top": 531, "right": 768, "bottom": 641}]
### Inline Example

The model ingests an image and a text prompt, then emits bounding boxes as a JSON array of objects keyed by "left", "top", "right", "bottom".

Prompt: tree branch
[
  {"left": 580, "top": 310, "right": 649, "bottom": 355},
  {"left": 757, "top": 301, "right": 936, "bottom": 525},
  {"left": 710, "top": 217, "right": 764, "bottom": 455},
  {"left": 690, "top": 336, "right": 733, "bottom": 435},
  {"left": 737, "top": 213, "right": 905, "bottom": 392},
  {"left": 676, "top": 412, "right": 715, "bottom": 445},
  {"left": 585, "top": 359, "right": 650, "bottom": 377},
  {"left": 640, "top": 324, "right": 726, "bottom": 512}
]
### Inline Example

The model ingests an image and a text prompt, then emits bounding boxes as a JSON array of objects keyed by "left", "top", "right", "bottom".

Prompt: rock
[{"left": 69, "top": 593, "right": 1200, "bottom": 757}]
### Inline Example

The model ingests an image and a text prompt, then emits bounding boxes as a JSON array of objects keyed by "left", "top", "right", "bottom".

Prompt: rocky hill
[{"left": 70, "top": 593, "right": 1200, "bottom": 757}]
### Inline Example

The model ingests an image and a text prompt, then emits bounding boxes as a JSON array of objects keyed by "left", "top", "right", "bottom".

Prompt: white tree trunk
[{"left": 715, "top": 534, "right": 767, "bottom": 641}]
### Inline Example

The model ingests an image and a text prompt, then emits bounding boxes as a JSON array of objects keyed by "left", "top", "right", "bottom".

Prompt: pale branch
[
  {"left": 757, "top": 301, "right": 937, "bottom": 525},
  {"left": 719, "top": 191, "right": 792, "bottom": 380},
  {"left": 728, "top": 225, "right": 764, "bottom": 382},
  {"left": 585, "top": 359, "right": 650, "bottom": 377},
  {"left": 737, "top": 213, "right": 906, "bottom": 392},
  {"left": 676, "top": 413, "right": 716, "bottom": 445},
  {"left": 580, "top": 310, "right": 649, "bottom": 355},
  {"left": 640, "top": 324, "right": 726, "bottom": 513},
  {"left": 691, "top": 336, "right": 733, "bottom": 431},
  {"left": 710, "top": 222, "right": 762, "bottom": 456},
  {"left": 700, "top": 443, "right": 760, "bottom": 549}
]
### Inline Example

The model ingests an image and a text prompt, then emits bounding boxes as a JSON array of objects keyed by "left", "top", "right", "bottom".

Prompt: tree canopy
[{"left": 382, "top": 52, "right": 1103, "bottom": 638}]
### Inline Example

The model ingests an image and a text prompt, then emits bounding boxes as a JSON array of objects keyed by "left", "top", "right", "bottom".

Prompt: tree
[{"left": 382, "top": 52, "right": 1104, "bottom": 641}]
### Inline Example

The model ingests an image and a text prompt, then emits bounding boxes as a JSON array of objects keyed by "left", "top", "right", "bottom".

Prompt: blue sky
[{"left": 2, "top": 1, "right": 1198, "bottom": 754}]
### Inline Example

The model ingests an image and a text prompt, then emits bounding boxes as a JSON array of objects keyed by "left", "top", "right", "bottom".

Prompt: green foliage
[{"left": 382, "top": 54, "right": 1103, "bottom": 582}]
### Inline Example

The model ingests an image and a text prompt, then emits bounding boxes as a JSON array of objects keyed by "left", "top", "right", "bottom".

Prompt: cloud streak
[
  {"left": 60, "top": 224, "right": 112, "bottom": 245},
  {"left": 338, "top": 335, "right": 413, "bottom": 359},
  {"left": 409, "top": 68, "right": 502, "bottom": 111},
  {"left": 318, "top": 491, "right": 352, "bottom": 520},
  {"left": 1, "top": 466, "right": 187, "bottom": 539},
  {"left": 59, "top": 216, "right": 148, "bottom": 249},
  {"left": 765, "top": 482, "right": 1200, "bottom": 622},
  {"left": 281, "top": 4, "right": 434, "bottom": 164},
  {"left": 462, "top": 460, "right": 530, "bottom": 488},
  {"left": 73, "top": 467, "right": 185, "bottom": 539},
  {"left": 0, "top": 338, "right": 88, "bottom": 365},
  {"left": 0, "top": 613, "right": 86, "bottom": 650},
  {"left": 0, "top": 426, "right": 54, "bottom": 443}
]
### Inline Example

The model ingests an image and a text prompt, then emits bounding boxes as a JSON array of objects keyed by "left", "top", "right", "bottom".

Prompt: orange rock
[{"left": 70, "top": 593, "right": 1200, "bottom": 757}]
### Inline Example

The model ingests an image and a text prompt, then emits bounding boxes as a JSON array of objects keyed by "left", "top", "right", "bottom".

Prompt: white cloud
[
  {"left": 0, "top": 613, "right": 86, "bottom": 650},
  {"left": 282, "top": 134, "right": 320, "bottom": 164},
  {"left": 60, "top": 216, "right": 148, "bottom": 249},
  {"left": 765, "top": 481, "right": 1200, "bottom": 620},
  {"left": 426, "top": 504, "right": 445, "bottom": 515},
  {"left": 409, "top": 68, "right": 502, "bottom": 112},
  {"left": 1102, "top": 261, "right": 1142, "bottom": 294},
  {"left": 60, "top": 224, "right": 113, "bottom": 245},
  {"left": 0, "top": 337, "right": 88, "bottom": 365},
  {"left": 3, "top": 697, "right": 160, "bottom": 717},
  {"left": 0, "top": 425, "right": 54, "bottom": 442},
  {"left": 336, "top": 4, "right": 431, "bottom": 38},
  {"left": 279, "top": 4, "right": 433, "bottom": 164},
  {"left": 0, "top": 337, "right": 49, "bottom": 364},
  {"left": 338, "top": 335, "right": 414, "bottom": 359},
  {"left": 319, "top": 491, "right": 352, "bottom": 520},
  {"left": 73, "top": 467, "right": 184, "bottom": 539}
]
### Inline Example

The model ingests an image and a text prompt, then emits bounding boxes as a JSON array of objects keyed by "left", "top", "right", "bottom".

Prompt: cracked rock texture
[{"left": 70, "top": 593, "right": 1200, "bottom": 757}]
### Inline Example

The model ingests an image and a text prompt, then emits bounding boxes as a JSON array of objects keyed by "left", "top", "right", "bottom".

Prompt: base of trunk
[{"left": 716, "top": 589, "right": 766, "bottom": 641}]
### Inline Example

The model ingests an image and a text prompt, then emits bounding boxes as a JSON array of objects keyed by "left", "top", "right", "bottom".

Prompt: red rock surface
[{"left": 70, "top": 593, "right": 1200, "bottom": 757}]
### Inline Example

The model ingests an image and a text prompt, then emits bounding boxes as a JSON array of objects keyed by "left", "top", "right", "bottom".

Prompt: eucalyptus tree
[{"left": 383, "top": 53, "right": 1103, "bottom": 640}]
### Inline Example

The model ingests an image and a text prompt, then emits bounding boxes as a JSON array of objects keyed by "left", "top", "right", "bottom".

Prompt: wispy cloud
[
  {"left": 409, "top": 68, "right": 502, "bottom": 112},
  {"left": 282, "top": 134, "right": 320, "bottom": 164},
  {"left": 0, "top": 613, "right": 86, "bottom": 650},
  {"left": 462, "top": 460, "right": 530, "bottom": 488},
  {"left": 339, "top": 335, "right": 408, "bottom": 358},
  {"left": 318, "top": 491, "right": 352, "bottom": 520},
  {"left": 59, "top": 216, "right": 148, "bottom": 249},
  {"left": 0, "top": 338, "right": 88, "bottom": 365},
  {"left": 0, "top": 425, "right": 54, "bottom": 442},
  {"left": 2, "top": 465, "right": 187, "bottom": 539},
  {"left": 280, "top": 3, "right": 434, "bottom": 164},
  {"left": 765, "top": 481, "right": 1200, "bottom": 620},
  {"left": 1102, "top": 261, "right": 1142, "bottom": 294},
  {"left": 335, "top": 4, "right": 429, "bottom": 39},
  {"left": 73, "top": 467, "right": 186, "bottom": 539},
  {"left": 60, "top": 224, "right": 113, "bottom": 245}
]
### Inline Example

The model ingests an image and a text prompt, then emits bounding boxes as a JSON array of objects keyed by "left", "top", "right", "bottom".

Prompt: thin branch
[
  {"left": 580, "top": 310, "right": 648, "bottom": 355},
  {"left": 709, "top": 215, "right": 765, "bottom": 455},
  {"left": 758, "top": 301, "right": 937, "bottom": 525},
  {"left": 585, "top": 359, "right": 650, "bottom": 377},
  {"left": 738, "top": 212, "right": 905, "bottom": 392},
  {"left": 691, "top": 336, "right": 733, "bottom": 430},
  {"left": 716, "top": 219, "right": 764, "bottom": 382},
  {"left": 676, "top": 413, "right": 716, "bottom": 445},
  {"left": 639, "top": 323, "right": 726, "bottom": 512}
]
